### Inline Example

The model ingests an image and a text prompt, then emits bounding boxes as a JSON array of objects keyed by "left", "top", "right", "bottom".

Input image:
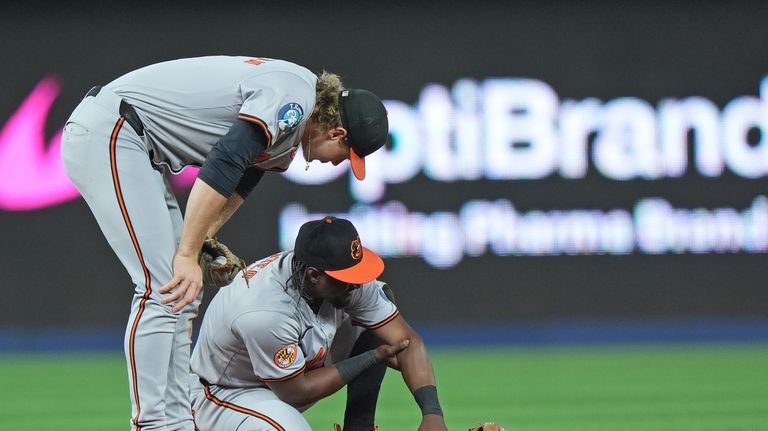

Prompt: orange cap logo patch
[
  {"left": 350, "top": 238, "right": 362, "bottom": 260},
  {"left": 274, "top": 344, "right": 298, "bottom": 368}
]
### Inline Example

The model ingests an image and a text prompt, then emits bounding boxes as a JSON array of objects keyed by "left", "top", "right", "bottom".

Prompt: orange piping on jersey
[
  {"left": 237, "top": 114, "right": 273, "bottom": 148},
  {"left": 260, "top": 364, "right": 307, "bottom": 382},
  {"left": 110, "top": 116, "right": 153, "bottom": 431},
  {"left": 306, "top": 347, "right": 327, "bottom": 370},
  {"left": 354, "top": 309, "right": 400, "bottom": 330},
  {"left": 203, "top": 386, "right": 286, "bottom": 431}
]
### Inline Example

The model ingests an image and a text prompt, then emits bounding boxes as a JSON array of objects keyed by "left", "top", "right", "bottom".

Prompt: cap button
[{"left": 324, "top": 216, "right": 333, "bottom": 224}]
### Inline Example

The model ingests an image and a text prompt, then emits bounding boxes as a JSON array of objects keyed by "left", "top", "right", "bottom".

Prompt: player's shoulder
[
  {"left": 347, "top": 279, "right": 389, "bottom": 305},
  {"left": 231, "top": 308, "right": 298, "bottom": 328},
  {"left": 363, "top": 279, "right": 387, "bottom": 293},
  {"left": 237, "top": 57, "right": 317, "bottom": 87},
  {"left": 250, "top": 57, "right": 312, "bottom": 73},
  {"left": 229, "top": 299, "right": 304, "bottom": 339},
  {"left": 237, "top": 252, "right": 301, "bottom": 307},
  {"left": 260, "top": 58, "right": 313, "bottom": 76},
  {"left": 245, "top": 251, "right": 293, "bottom": 282},
  {"left": 210, "top": 253, "right": 295, "bottom": 309}
]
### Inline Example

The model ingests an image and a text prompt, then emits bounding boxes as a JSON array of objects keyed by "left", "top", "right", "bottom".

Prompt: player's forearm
[
  {"left": 177, "top": 178, "right": 228, "bottom": 257},
  {"left": 206, "top": 192, "right": 244, "bottom": 238},
  {"left": 397, "top": 333, "right": 437, "bottom": 393},
  {"left": 277, "top": 367, "right": 346, "bottom": 407},
  {"left": 398, "top": 335, "right": 446, "bottom": 425},
  {"left": 272, "top": 350, "right": 384, "bottom": 407}
]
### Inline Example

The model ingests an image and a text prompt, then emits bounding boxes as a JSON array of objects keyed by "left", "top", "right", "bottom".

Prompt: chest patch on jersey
[
  {"left": 274, "top": 343, "right": 299, "bottom": 368},
  {"left": 278, "top": 103, "right": 304, "bottom": 131}
]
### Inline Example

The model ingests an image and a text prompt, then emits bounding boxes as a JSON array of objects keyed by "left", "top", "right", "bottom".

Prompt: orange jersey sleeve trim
[
  {"left": 260, "top": 364, "right": 307, "bottom": 382},
  {"left": 353, "top": 309, "right": 400, "bottom": 330},
  {"left": 237, "top": 114, "right": 273, "bottom": 148}
]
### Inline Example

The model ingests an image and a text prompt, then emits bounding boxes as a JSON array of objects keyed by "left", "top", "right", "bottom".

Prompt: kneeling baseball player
[{"left": 190, "top": 216, "right": 448, "bottom": 431}]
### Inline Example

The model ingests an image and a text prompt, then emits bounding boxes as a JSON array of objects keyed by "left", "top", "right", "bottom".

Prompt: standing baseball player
[
  {"left": 190, "top": 216, "right": 449, "bottom": 431},
  {"left": 61, "top": 56, "right": 389, "bottom": 431}
]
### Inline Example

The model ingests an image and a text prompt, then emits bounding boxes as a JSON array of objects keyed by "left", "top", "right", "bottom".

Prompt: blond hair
[{"left": 311, "top": 71, "right": 345, "bottom": 132}]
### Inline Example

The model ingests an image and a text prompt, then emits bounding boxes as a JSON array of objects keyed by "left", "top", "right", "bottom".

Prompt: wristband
[
  {"left": 413, "top": 385, "right": 443, "bottom": 417},
  {"left": 335, "top": 350, "right": 379, "bottom": 383}
]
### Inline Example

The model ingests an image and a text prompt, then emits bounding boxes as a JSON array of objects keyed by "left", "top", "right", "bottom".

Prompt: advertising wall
[{"left": 1, "top": 1, "right": 767, "bottom": 339}]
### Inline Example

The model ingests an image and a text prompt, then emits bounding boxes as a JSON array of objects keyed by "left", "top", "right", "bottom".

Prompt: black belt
[{"left": 86, "top": 85, "right": 145, "bottom": 136}]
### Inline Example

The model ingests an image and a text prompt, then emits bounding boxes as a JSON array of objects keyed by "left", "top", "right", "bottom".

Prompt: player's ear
[
  {"left": 306, "top": 267, "right": 323, "bottom": 284},
  {"left": 329, "top": 126, "right": 347, "bottom": 141}
]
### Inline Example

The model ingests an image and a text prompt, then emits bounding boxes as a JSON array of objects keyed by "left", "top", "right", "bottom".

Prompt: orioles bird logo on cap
[{"left": 350, "top": 238, "right": 362, "bottom": 260}]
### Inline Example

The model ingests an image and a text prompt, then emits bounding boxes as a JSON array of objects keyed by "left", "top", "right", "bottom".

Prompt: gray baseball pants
[{"left": 62, "top": 87, "right": 201, "bottom": 431}]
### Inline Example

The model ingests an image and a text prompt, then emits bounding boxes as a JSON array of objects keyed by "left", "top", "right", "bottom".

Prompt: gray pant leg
[
  {"left": 63, "top": 95, "right": 187, "bottom": 431},
  {"left": 164, "top": 176, "right": 203, "bottom": 431},
  {"left": 190, "top": 383, "right": 312, "bottom": 431}
]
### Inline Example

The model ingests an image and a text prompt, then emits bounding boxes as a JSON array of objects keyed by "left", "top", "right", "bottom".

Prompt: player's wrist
[
  {"left": 413, "top": 385, "right": 444, "bottom": 417},
  {"left": 335, "top": 350, "right": 379, "bottom": 383},
  {"left": 176, "top": 250, "right": 199, "bottom": 260},
  {"left": 177, "top": 238, "right": 208, "bottom": 258}
]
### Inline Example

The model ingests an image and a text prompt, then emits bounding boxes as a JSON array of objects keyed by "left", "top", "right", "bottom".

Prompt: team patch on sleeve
[
  {"left": 277, "top": 103, "right": 303, "bottom": 131},
  {"left": 274, "top": 344, "right": 299, "bottom": 368}
]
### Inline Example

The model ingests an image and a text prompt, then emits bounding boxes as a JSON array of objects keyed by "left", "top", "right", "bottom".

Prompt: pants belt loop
[
  {"left": 119, "top": 100, "right": 145, "bottom": 136},
  {"left": 85, "top": 85, "right": 102, "bottom": 98},
  {"left": 85, "top": 85, "right": 144, "bottom": 136}
]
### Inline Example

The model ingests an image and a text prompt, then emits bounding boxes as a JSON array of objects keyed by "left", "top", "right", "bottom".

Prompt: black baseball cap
[
  {"left": 339, "top": 89, "right": 389, "bottom": 181},
  {"left": 294, "top": 216, "right": 384, "bottom": 284}
]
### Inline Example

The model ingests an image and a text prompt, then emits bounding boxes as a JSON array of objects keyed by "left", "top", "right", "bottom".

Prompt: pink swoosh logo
[
  {"left": 0, "top": 77, "right": 76, "bottom": 211},
  {"left": 0, "top": 77, "right": 196, "bottom": 211}
]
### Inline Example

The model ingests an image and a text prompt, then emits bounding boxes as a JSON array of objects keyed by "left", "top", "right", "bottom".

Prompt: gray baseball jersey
[
  {"left": 189, "top": 251, "right": 398, "bottom": 431},
  {"left": 107, "top": 56, "right": 317, "bottom": 172},
  {"left": 61, "top": 56, "right": 318, "bottom": 431}
]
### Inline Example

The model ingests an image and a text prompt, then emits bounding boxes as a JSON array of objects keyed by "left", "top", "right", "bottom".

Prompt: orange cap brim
[
  {"left": 325, "top": 246, "right": 384, "bottom": 284},
  {"left": 350, "top": 148, "right": 366, "bottom": 180}
]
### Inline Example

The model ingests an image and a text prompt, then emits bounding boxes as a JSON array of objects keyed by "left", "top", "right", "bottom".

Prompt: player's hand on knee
[
  {"left": 160, "top": 254, "right": 203, "bottom": 313},
  {"left": 373, "top": 339, "right": 410, "bottom": 362}
]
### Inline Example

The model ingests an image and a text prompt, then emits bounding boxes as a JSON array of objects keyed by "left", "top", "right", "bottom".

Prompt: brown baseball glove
[
  {"left": 199, "top": 238, "right": 246, "bottom": 288},
  {"left": 469, "top": 423, "right": 507, "bottom": 431}
]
